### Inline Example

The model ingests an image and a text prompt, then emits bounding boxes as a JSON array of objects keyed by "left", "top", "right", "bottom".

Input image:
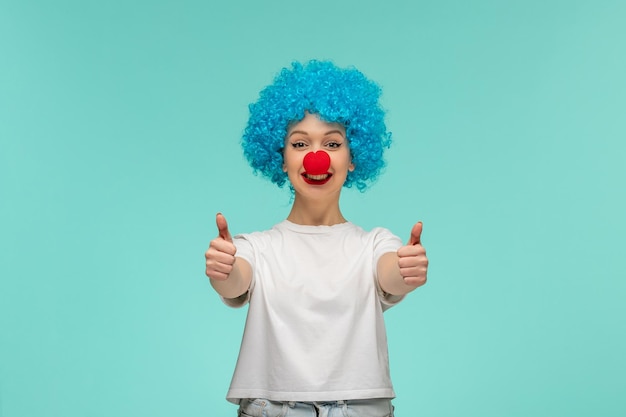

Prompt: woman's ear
[{"left": 349, "top": 161, "right": 355, "bottom": 172}]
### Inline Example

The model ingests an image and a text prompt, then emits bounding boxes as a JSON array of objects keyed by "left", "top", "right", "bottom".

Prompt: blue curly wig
[{"left": 242, "top": 60, "right": 392, "bottom": 192}]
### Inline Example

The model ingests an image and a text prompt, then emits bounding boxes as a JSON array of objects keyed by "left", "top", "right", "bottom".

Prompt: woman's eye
[
  {"left": 326, "top": 142, "right": 342, "bottom": 148},
  {"left": 291, "top": 142, "right": 306, "bottom": 148}
]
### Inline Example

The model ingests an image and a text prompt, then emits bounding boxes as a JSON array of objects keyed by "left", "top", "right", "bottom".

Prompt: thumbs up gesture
[
  {"left": 397, "top": 222, "right": 428, "bottom": 287},
  {"left": 205, "top": 213, "right": 237, "bottom": 281}
]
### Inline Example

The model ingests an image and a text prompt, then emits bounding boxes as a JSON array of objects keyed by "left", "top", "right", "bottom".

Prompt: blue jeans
[{"left": 238, "top": 398, "right": 394, "bottom": 417}]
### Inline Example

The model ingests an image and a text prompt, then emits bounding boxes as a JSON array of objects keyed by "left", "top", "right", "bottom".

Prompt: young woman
[{"left": 205, "top": 60, "right": 428, "bottom": 417}]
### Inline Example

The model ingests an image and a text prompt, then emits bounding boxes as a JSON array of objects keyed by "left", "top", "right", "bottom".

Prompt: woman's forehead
[{"left": 287, "top": 112, "right": 345, "bottom": 134}]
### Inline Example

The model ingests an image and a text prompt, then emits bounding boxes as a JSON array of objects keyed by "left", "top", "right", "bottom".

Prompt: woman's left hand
[{"left": 397, "top": 222, "right": 428, "bottom": 288}]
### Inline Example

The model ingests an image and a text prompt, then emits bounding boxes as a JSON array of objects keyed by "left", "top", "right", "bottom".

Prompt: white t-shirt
[{"left": 223, "top": 220, "right": 404, "bottom": 404}]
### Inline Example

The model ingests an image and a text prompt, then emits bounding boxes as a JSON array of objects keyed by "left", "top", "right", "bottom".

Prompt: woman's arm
[
  {"left": 205, "top": 213, "right": 253, "bottom": 299},
  {"left": 377, "top": 222, "right": 428, "bottom": 296},
  {"left": 209, "top": 257, "right": 252, "bottom": 300}
]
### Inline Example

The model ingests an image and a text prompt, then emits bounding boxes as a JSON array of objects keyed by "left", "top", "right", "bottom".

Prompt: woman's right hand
[{"left": 205, "top": 213, "right": 237, "bottom": 281}]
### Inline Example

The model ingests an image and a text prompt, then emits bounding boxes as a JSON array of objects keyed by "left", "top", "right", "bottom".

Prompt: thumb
[
  {"left": 216, "top": 213, "right": 233, "bottom": 242},
  {"left": 408, "top": 221, "right": 423, "bottom": 245}
]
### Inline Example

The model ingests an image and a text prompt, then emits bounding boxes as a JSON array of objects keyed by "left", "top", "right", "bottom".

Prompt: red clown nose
[{"left": 303, "top": 151, "right": 331, "bottom": 175}]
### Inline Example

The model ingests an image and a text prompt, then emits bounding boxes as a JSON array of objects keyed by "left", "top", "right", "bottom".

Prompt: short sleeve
[
  {"left": 372, "top": 227, "right": 403, "bottom": 261},
  {"left": 233, "top": 234, "right": 255, "bottom": 266}
]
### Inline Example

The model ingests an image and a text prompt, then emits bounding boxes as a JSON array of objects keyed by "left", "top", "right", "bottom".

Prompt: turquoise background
[{"left": 1, "top": 0, "right": 625, "bottom": 416}]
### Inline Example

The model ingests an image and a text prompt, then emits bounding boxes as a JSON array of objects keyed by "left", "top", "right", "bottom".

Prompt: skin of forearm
[
  {"left": 377, "top": 252, "right": 421, "bottom": 296},
  {"left": 210, "top": 258, "right": 252, "bottom": 299}
]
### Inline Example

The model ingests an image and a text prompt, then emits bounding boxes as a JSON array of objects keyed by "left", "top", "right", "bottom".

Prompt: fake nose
[{"left": 303, "top": 151, "right": 331, "bottom": 175}]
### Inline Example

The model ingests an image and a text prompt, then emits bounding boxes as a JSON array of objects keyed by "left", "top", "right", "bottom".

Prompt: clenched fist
[
  {"left": 205, "top": 213, "right": 237, "bottom": 281},
  {"left": 397, "top": 222, "right": 428, "bottom": 287}
]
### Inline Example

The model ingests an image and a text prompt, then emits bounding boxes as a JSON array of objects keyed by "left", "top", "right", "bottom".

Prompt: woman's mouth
[{"left": 302, "top": 172, "right": 332, "bottom": 185}]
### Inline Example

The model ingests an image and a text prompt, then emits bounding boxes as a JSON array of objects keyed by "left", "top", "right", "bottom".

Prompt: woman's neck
[{"left": 286, "top": 195, "right": 347, "bottom": 226}]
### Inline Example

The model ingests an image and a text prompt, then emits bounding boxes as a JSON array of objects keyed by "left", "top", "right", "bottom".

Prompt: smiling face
[{"left": 283, "top": 113, "right": 354, "bottom": 199}]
